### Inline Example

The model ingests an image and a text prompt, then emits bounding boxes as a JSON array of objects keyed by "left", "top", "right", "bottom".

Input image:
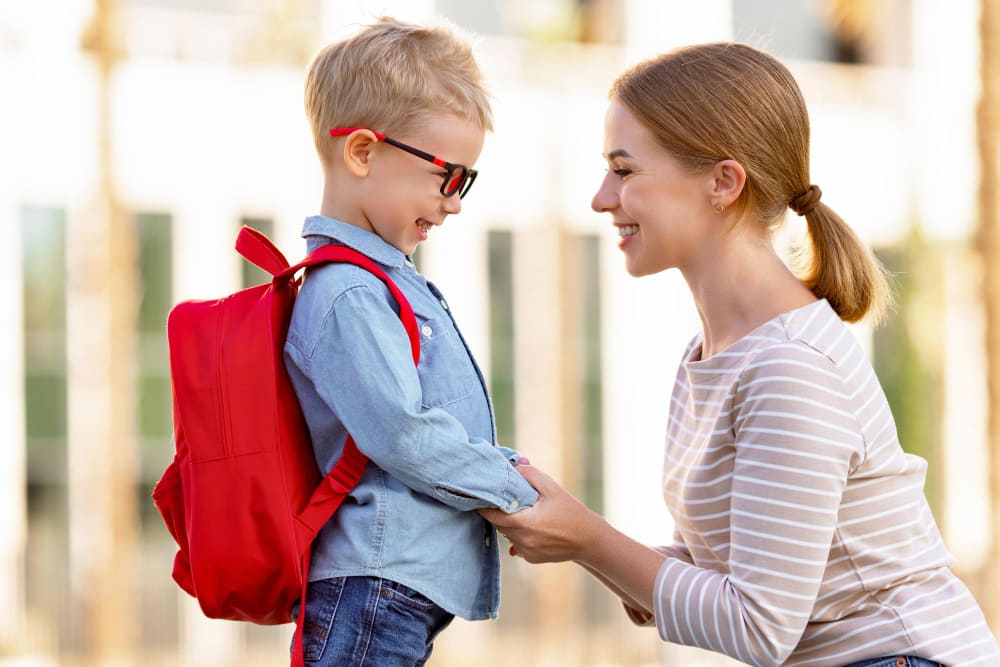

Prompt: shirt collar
[{"left": 301, "top": 215, "right": 407, "bottom": 269}]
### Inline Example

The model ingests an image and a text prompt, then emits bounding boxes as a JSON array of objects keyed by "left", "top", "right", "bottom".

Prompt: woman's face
[{"left": 592, "top": 101, "right": 716, "bottom": 277}]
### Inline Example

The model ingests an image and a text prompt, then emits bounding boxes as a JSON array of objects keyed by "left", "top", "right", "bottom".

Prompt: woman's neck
[{"left": 683, "top": 236, "right": 816, "bottom": 360}]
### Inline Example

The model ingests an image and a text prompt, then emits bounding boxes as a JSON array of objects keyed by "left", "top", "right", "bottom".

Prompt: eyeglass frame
[{"left": 329, "top": 127, "right": 479, "bottom": 199}]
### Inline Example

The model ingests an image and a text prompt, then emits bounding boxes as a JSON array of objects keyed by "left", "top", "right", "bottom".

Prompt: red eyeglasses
[{"left": 329, "top": 127, "right": 479, "bottom": 199}]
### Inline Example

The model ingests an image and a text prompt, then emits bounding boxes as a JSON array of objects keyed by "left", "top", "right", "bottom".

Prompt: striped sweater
[{"left": 651, "top": 299, "right": 999, "bottom": 666}]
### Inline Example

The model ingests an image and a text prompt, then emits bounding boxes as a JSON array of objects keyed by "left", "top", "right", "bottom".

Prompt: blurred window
[
  {"left": 569, "top": 233, "right": 604, "bottom": 516},
  {"left": 119, "top": 0, "right": 322, "bottom": 64},
  {"left": 566, "top": 232, "right": 610, "bottom": 625},
  {"left": 135, "top": 212, "right": 173, "bottom": 484},
  {"left": 733, "top": 0, "right": 912, "bottom": 67},
  {"left": 123, "top": 0, "right": 316, "bottom": 14},
  {"left": 240, "top": 216, "right": 275, "bottom": 288},
  {"left": 435, "top": 0, "right": 623, "bottom": 44},
  {"left": 488, "top": 230, "right": 516, "bottom": 450},
  {"left": 134, "top": 211, "right": 181, "bottom": 649},
  {"left": 22, "top": 206, "right": 68, "bottom": 485},
  {"left": 21, "top": 205, "right": 70, "bottom": 649}
]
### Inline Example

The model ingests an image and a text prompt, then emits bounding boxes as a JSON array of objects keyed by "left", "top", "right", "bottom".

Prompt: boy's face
[{"left": 359, "top": 114, "right": 485, "bottom": 256}]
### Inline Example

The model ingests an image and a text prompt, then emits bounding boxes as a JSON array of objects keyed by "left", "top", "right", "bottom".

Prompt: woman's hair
[
  {"left": 610, "top": 42, "right": 890, "bottom": 323},
  {"left": 304, "top": 16, "right": 493, "bottom": 168}
]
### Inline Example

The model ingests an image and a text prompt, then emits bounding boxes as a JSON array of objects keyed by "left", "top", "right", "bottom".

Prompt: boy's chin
[
  {"left": 403, "top": 241, "right": 421, "bottom": 256},
  {"left": 394, "top": 241, "right": 419, "bottom": 257}
]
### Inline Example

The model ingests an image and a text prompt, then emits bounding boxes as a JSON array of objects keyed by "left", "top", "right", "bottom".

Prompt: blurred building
[{"left": 0, "top": 0, "right": 991, "bottom": 665}]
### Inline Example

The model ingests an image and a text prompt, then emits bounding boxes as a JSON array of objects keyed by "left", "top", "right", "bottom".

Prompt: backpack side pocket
[{"left": 152, "top": 457, "right": 195, "bottom": 597}]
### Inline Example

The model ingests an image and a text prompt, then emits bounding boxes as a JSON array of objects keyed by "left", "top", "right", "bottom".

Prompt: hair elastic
[{"left": 790, "top": 184, "right": 822, "bottom": 216}]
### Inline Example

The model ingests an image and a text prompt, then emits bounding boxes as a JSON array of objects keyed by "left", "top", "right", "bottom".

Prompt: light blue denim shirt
[{"left": 284, "top": 215, "right": 538, "bottom": 621}]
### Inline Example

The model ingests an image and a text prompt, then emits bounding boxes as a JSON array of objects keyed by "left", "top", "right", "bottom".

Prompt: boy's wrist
[{"left": 496, "top": 446, "right": 525, "bottom": 466}]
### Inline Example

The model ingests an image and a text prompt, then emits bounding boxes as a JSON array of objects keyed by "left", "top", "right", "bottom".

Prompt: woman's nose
[{"left": 591, "top": 172, "right": 618, "bottom": 213}]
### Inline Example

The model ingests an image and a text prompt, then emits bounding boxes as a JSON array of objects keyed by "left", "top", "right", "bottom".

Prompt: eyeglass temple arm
[
  {"left": 329, "top": 127, "right": 386, "bottom": 140},
  {"left": 328, "top": 127, "right": 447, "bottom": 169}
]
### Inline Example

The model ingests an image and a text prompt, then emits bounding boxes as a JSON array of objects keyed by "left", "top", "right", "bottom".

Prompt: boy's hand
[{"left": 479, "top": 463, "right": 603, "bottom": 564}]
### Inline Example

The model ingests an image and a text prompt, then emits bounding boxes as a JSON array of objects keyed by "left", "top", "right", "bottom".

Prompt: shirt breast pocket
[{"left": 414, "top": 315, "right": 477, "bottom": 409}]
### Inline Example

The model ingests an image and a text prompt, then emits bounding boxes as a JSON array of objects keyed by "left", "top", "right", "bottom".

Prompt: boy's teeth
[{"left": 618, "top": 225, "right": 639, "bottom": 238}]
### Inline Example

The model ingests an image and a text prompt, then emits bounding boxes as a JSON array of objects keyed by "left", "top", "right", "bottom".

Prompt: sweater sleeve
[
  {"left": 652, "top": 343, "right": 865, "bottom": 666},
  {"left": 623, "top": 532, "right": 694, "bottom": 626}
]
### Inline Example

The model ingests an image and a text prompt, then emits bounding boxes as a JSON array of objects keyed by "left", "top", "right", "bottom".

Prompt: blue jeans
[
  {"left": 842, "top": 658, "right": 943, "bottom": 667},
  {"left": 291, "top": 576, "right": 455, "bottom": 666}
]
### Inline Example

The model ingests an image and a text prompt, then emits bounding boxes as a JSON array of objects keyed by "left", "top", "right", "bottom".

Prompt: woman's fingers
[
  {"left": 512, "top": 463, "right": 556, "bottom": 494},
  {"left": 478, "top": 507, "right": 510, "bottom": 525},
  {"left": 478, "top": 463, "right": 552, "bottom": 527},
  {"left": 479, "top": 462, "right": 596, "bottom": 562}
]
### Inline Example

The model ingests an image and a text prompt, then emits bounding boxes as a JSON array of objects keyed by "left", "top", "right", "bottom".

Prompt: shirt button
[
  {"left": 440, "top": 299, "right": 449, "bottom": 310},
  {"left": 484, "top": 534, "right": 491, "bottom": 547},
  {"left": 421, "top": 325, "right": 433, "bottom": 337},
  {"left": 508, "top": 500, "right": 519, "bottom": 511},
  {"left": 404, "top": 259, "right": 415, "bottom": 269}
]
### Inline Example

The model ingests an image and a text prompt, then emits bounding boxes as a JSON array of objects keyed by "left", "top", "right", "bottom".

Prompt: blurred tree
[
  {"left": 76, "top": 0, "right": 141, "bottom": 661},
  {"left": 873, "top": 231, "right": 943, "bottom": 514},
  {"left": 577, "top": 0, "right": 623, "bottom": 44},
  {"left": 976, "top": 0, "right": 1000, "bottom": 634},
  {"left": 822, "top": 0, "right": 871, "bottom": 62},
  {"left": 240, "top": 0, "right": 320, "bottom": 66}
]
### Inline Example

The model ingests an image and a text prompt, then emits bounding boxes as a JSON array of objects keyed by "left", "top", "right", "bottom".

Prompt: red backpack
[{"left": 152, "top": 226, "right": 419, "bottom": 665}]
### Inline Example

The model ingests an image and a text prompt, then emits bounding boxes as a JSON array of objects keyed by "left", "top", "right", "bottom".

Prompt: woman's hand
[
  {"left": 478, "top": 462, "right": 606, "bottom": 564},
  {"left": 483, "top": 462, "right": 666, "bottom": 617}
]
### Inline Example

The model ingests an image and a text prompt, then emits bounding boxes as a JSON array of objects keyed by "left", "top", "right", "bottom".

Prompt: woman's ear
[
  {"left": 709, "top": 159, "right": 747, "bottom": 211},
  {"left": 342, "top": 129, "right": 380, "bottom": 178}
]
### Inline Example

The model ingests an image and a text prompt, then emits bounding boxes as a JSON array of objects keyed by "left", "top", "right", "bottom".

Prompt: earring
[{"left": 714, "top": 203, "right": 725, "bottom": 214}]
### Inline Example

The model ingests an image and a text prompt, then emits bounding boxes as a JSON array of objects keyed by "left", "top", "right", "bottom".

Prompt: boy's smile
[{"left": 416, "top": 218, "right": 437, "bottom": 243}]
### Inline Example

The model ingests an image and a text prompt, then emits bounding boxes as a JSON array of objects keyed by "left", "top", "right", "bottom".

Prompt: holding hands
[
  {"left": 479, "top": 461, "right": 605, "bottom": 564},
  {"left": 480, "top": 459, "right": 665, "bottom": 619}
]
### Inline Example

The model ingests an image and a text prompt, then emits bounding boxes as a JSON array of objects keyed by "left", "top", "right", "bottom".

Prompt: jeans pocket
[
  {"left": 380, "top": 580, "right": 439, "bottom": 612},
  {"left": 294, "top": 578, "right": 346, "bottom": 662},
  {"left": 840, "top": 658, "right": 943, "bottom": 667}
]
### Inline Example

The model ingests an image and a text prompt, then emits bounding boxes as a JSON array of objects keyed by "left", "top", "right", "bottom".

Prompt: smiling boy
[{"left": 282, "top": 17, "right": 538, "bottom": 667}]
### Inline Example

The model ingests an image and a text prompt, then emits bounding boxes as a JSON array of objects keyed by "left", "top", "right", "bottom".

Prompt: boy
[{"left": 284, "top": 17, "right": 539, "bottom": 666}]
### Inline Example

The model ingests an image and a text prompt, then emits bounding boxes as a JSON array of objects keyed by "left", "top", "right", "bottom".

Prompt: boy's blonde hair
[{"left": 305, "top": 16, "right": 493, "bottom": 168}]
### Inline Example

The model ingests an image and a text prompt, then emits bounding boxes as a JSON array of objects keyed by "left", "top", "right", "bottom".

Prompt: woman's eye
[{"left": 613, "top": 168, "right": 632, "bottom": 177}]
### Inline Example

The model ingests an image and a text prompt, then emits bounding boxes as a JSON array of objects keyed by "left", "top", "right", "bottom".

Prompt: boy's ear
[
  {"left": 708, "top": 159, "right": 747, "bottom": 211},
  {"left": 342, "top": 129, "right": 380, "bottom": 178}
]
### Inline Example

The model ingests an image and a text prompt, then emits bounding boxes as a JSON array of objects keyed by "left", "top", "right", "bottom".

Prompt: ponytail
[{"left": 793, "top": 200, "right": 891, "bottom": 323}]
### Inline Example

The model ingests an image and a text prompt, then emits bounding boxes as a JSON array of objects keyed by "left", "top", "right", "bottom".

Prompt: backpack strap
[
  {"left": 281, "top": 244, "right": 421, "bottom": 366},
  {"left": 283, "top": 242, "right": 422, "bottom": 667},
  {"left": 290, "top": 243, "right": 421, "bottom": 542}
]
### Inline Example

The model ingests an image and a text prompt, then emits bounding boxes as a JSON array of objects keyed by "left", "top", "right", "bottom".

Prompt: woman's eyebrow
[{"left": 605, "top": 148, "right": 633, "bottom": 160}]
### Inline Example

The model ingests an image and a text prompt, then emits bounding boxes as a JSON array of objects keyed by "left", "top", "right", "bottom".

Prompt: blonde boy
[{"left": 284, "top": 17, "right": 537, "bottom": 666}]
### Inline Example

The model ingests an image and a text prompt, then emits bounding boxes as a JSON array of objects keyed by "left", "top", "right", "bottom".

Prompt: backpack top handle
[{"left": 236, "top": 225, "right": 290, "bottom": 276}]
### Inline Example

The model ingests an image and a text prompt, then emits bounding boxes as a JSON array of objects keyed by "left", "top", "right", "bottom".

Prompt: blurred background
[{"left": 2, "top": 0, "right": 998, "bottom": 665}]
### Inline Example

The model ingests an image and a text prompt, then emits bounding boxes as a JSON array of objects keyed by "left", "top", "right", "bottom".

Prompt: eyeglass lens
[
  {"left": 445, "top": 168, "right": 466, "bottom": 197},
  {"left": 447, "top": 167, "right": 477, "bottom": 198}
]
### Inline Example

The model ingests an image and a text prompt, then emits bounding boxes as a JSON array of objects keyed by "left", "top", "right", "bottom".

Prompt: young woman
[{"left": 481, "top": 42, "right": 999, "bottom": 667}]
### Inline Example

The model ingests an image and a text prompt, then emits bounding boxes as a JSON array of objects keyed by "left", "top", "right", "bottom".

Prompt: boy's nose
[{"left": 442, "top": 194, "right": 462, "bottom": 215}]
